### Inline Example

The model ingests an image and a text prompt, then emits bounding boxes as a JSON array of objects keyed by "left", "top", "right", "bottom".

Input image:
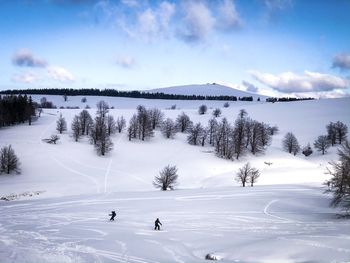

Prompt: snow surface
[
  {"left": 147, "top": 83, "right": 265, "bottom": 100},
  {"left": 0, "top": 95, "right": 350, "bottom": 262}
]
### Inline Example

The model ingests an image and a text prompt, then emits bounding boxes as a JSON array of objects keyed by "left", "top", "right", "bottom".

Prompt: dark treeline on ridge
[
  {"left": 0, "top": 88, "right": 240, "bottom": 101},
  {"left": 0, "top": 94, "right": 35, "bottom": 128}
]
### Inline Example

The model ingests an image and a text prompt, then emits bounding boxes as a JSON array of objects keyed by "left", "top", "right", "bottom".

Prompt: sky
[{"left": 0, "top": 0, "right": 350, "bottom": 98}]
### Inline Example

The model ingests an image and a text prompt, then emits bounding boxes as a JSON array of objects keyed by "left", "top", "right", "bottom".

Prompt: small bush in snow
[
  {"left": 81, "top": 97, "right": 87, "bottom": 103},
  {"left": 198, "top": 104, "right": 207, "bottom": 115},
  {"left": 302, "top": 143, "right": 313, "bottom": 157},
  {"left": 205, "top": 254, "right": 218, "bottom": 260},
  {"left": 223, "top": 102, "right": 230, "bottom": 108},
  {"left": 212, "top": 108, "right": 221, "bottom": 117}
]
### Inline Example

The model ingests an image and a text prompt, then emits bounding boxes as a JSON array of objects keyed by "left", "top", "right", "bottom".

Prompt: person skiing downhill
[
  {"left": 154, "top": 218, "right": 162, "bottom": 230},
  {"left": 109, "top": 211, "right": 116, "bottom": 221}
]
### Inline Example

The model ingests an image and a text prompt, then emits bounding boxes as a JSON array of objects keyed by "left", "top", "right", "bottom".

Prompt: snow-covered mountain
[{"left": 147, "top": 83, "right": 265, "bottom": 99}]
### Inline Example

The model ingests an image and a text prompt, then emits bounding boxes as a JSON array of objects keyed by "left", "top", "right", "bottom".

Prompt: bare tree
[
  {"left": 96, "top": 100, "right": 109, "bottom": 118},
  {"left": 187, "top": 122, "right": 204, "bottom": 145},
  {"left": 149, "top": 108, "right": 164, "bottom": 130},
  {"left": 283, "top": 132, "right": 300, "bottom": 155},
  {"left": 334, "top": 121, "right": 348, "bottom": 145},
  {"left": 268, "top": 125, "right": 279, "bottom": 136},
  {"left": 71, "top": 115, "right": 81, "bottom": 142},
  {"left": 79, "top": 110, "right": 93, "bottom": 135},
  {"left": 0, "top": 145, "right": 20, "bottom": 174},
  {"left": 325, "top": 140, "right": 350, "bottom": 213},
  {"left": 214, "top": 118, "right": 233, "bottom": 159},
  {"left": 161, "top": 118, "right": 177, "bottom": 139},
  {"left": 207, "top": 118, "right": 218, "bottom": 146},
  {"left": 127, "top": 114, "right": 138, "bottom": 141},
  {"left": 136, "top": 105, "right": 153, "bottom": 140},
  {"left": 116, "top": 116, "right": 126, "bottom": 133},
  {"left": 314, "top": 135, "right": 330, "bottom": 155},
  {"left": 153, "top": 165, "right": 178, "bottom": 191},
  {"left": 95, "top": 123, "right": 113, "bottom": 156},
  {"left": 249, "top": 167, "right": 260, "bottom": 187},
  {"left": 56, "top": 114, "right": 67, "bottom": 134},
  {"left": 176, "top": 112, "right": 192, "bottom": 133},
  {"left": 50, "top": 135, "right": 60, "bottom": 144},
  {"left": 198, "top": 104, "right": 207, "bottom": 115},
  {"left": 212, "top": 108, "right": 221, "bottom": 117},
  {"left": 89, "top": 116, "right": 105, "bottom": 145},
  {"left": 233, "top": 112, "right": 246, "bottom": 159},
  {"left": 327, "top": 122, "right": 337, "bottom": 146},
  {"left": 106, "top": 115, "right": 117, "bottom": 136},
  {"left": 236, "top": 162, "right": 259, "bottom": 187}
]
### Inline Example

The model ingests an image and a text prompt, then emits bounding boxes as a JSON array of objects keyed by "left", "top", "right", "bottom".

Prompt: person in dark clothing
[
  {"left": 109, "top": 211, "right": 116, "bottom": 221},
  {"left": 154, "top": 218, "right": 162, "bottom": 230}
]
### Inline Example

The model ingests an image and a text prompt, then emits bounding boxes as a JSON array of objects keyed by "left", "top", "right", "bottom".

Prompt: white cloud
[
  {"left": 332, "top": 53, "right": 350, "bottom": 70},
  {"left": 47, "top": 66, "right": 75, "bottom": 82},
  {"left": 11, "top": 72, "right": 39, "bottom": 83},
  {"left": 264, "top": 0, "right": 293, "bottom": 10},
  {"left": 250, "top": 70, "right": 349, "bottom": 93},
  {"left": 138, "top": 8, "right": 159, "bottom": 41},
  {"left": 217, "top": 0, "right": 242, "bottom": 30},
  {"left": 178, "top": 1, "right": 215, "bottom": 43},
  {"left": 242, "top": 80, "right": 258, "bottom": 92},
  {"left": 121, "top": 0, "right": 138, "bottom": 8},
  {"left": 158, "top": 1, "right": 176, "bottom": 33},
  {"left": 12, "top": 49, "right": 47, "bottom": 68},
  {"left": 116, "top": 55, "right": 136, "bottom": 69}
]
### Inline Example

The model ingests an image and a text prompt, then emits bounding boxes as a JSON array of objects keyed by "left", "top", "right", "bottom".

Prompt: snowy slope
[
  {"left": 1, "top": 185, "right": 349, "bottom": 263},
  {"left": 0, "top": 96, "right": 350, "bottom": 263},
  {"left": 147, "top": 83, "right": 265, "bottom": 100}
]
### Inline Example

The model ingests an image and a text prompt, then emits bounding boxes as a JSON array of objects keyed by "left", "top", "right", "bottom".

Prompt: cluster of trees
[
  {"left": 185, "top": 109, "right": 276, "bottom": 160},
  {"left": 326, "top": 140, "right": 350, "bottom": 214},
  {"left": 283, "top": 121, "right": 348, "bottom": 157},
  {"left": 128, "top": 106, "right": 163, "bottom": 141},
  {"left": 56, "top": 101, "right": 125, "bottom": 156},
  {"left": 235, "top": 162, "right": 260, "bottom": 187},
  {"left": 153, "top": 165, "right": 178, "bottom": 191},
  {"left": 39, "top": 97, "right": 56, "bottom": 109},
  {"left": 1, "top": 88, "right": 240, "bottom": 101},
  {"left": 0, "top": 95, "right": 35, "bottom": 127},
  {"left": 266, "top": 97, "right": 314, "bottom": 103},
  {"left": 0, "top": 145, "right": 20, "bottom": 174}
]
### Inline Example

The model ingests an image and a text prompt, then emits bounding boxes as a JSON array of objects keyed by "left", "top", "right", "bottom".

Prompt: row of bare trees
[{"left": 283, "top": 121, "right": 347, "bottom": 157}]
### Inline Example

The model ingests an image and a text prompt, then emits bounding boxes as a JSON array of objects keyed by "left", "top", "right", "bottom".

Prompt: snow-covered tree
[
  {"left": 161, "top": 118, "right": 177, "bottom": 139},
  {"left": 207, "top": 118, "right": 218, "bottom": 146},
  {"left": 214, "top": 118, "right": 233, "bottom": 160},
  {"left": 334, "top": 121, "right": 348, "bottom": 145},
  {"left": 153, "top": 165, "right": 178, "bottom": 191},
  {"left": 283, "top": 132, "right": 300, "bottom": 155},
  {"left": 56, "top": 114, "right": 67, "bottom": 134},
  {"left": 0, "top": 145, "right": 20, "bottom": 174},
  {"left": 136, "top": 105, "right": 153, "bottom": 140},
  {"left": 314, "top": 135, "right": 330, "bottom": 155},
  {"left": 127, "top": 114, "right": 138, "bottom": 141}
]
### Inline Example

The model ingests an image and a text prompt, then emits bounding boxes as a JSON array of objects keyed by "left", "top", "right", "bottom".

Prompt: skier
[
  {"left": 154, "top": 218, "right": 162, "bottom": 230},
  {"left": 109, "top": 211, "right": 116, "bottom": 221}
]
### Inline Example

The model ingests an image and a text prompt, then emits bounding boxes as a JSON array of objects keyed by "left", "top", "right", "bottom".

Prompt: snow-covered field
[{"left": 0, "top": 95, "right": 350, "bottom": 262}]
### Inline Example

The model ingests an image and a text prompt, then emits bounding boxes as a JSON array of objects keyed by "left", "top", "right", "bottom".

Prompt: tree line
[
  {"left": 0, "top": 88, "right": 240, "bottom": 101},
  {"left": 0, "top": 95, "right": 35, "bottom": 128},
  {"left": 266, "top": 97, "right": 314, "bottom": 103}
]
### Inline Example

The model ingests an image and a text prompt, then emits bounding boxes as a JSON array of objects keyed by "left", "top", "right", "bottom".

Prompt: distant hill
[{"left": 147, "top": 83, "right": 265, "bottom": 100}]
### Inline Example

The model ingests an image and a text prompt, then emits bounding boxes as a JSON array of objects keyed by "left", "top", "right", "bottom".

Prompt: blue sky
[{"left": 1, "top": 0, "right": 350, "bottom": 97}]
